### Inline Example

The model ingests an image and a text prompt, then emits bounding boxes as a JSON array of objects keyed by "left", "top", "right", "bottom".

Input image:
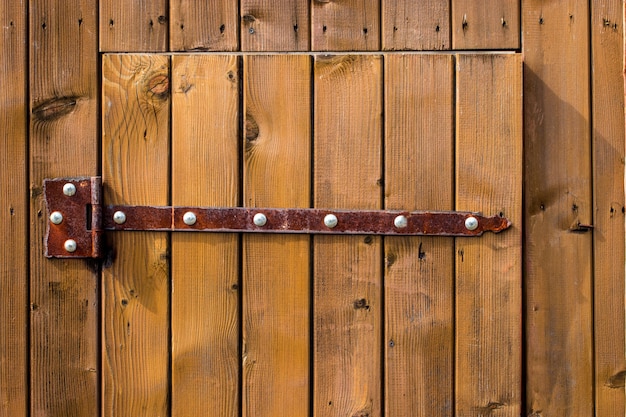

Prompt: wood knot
[
  {"left": 32, "top": 96, "right": 79, "bottom": 121},
  {"left": 245, "top": 115, "right": 259, "bottom": 142},
  {"left": 353, "top": 298, "right": 369, "bottom": 310},
  {"left": 147, "top": 74, "right": 170, "bottom": 99}
]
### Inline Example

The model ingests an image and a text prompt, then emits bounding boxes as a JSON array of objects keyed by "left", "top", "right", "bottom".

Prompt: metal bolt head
[
  {"left": 64, "top": 239, "right": 77, "bottom": 253},
  {"left": 253, "top": 213, "right": 267, "bottom": 227},
  {"left": 113, "top": 211, "right": 127, "bottom": 225},
  {"left": 49, "top": 211, "right": 63, "bottom": 225},
  {"left": 465, "top": 216, "right": 479, "bottom": 231},
  {"left": 324, "top": 214, "right": 338, "bottom": 228},
  {"left": 63, "top": 183, "right": 76, "bottom": 196},
  {"left": 394, "top": 215, "right": 408, "bottom": 229},
  {"left": 183, "top": 211, "right": 197, "bottom": 226}
]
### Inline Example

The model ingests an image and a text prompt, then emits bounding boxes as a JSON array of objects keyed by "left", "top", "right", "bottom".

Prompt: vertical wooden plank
[
  {"left": 102, "top": 54, "right": 170, "bottom": 416},
  {"left": 384, "top": 54, "right": 454, "bottom": 416},
  {"left": 523, "top": 2, "right": 593, "bottom": 415},
  {"left": 382, "top": 1, "right": 450, "bottom": 50},
  {"left": 170, "top": 55, "right": 240, "bottom": 417},
  {"left": 455, "top": 54, "right": 522, "bottom": 416},
  {"left": 313, "top": 55, "right": 382, "bottom": 417},
  {"left": 242, "top": 55, "right": 311, "bottom": 417},
  {"left": 29, "top": 0, "right": 99, "bottom": 415},
  {"left": 241, "top": 1, "right": 309, "bottom": 51},
  {"left": 100, "top": 0, "right": 168, "bottom": 52},
  {"left": 591, "top": 1, "right": 626, "bottom": 415},
  {"left": 311, "top": 0, "right": 380, "bottom": 51},
  {"left": 170, "top": 1, "right": 238, "bottom": 51},
  {"left": 452, "top": 0, "right": 520, "bottom": 50},
  {"left": 0, "top": 1, "right": 27, "bottom": 416}
]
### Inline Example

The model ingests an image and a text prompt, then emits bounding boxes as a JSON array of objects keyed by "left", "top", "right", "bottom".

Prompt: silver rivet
[
  {"left": 113, "top": 211, "right": 127, "bottom": 225},
  {"left": 183, "top": 211, "right": 197, "bottom": 226},
  {"left": 49, "top": 211, "right": 63, "bottom": 225},
  {"left": 253, "top": 213, "right": 267, "bottom": 227},
  {"left": 394, "top": 215, "right": 408, "bottom": 229},
  {"left": 465, "top": 216, "right": 479, "bottom": 231},
  {"left": 324, "top": 214, "right": 338, "bottom": 228},
  {"left": 64, "top": 239, "right": 77, "bottom": 253},
  {"left": 63, "top": 183, "right": 76, "bottom": 196}
]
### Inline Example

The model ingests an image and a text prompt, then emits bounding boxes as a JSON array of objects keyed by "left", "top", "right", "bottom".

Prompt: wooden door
[{"left": 99, "top": 52, "right": 521, "bottom": 416}]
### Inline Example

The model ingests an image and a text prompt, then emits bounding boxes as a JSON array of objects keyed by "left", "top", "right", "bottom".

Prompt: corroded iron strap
[{"left": 44, "top": 177, "right": 511, "bottom": 258}]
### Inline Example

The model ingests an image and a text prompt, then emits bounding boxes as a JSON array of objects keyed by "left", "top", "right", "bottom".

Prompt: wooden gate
[
  {"left": 1, "top": 1, "right": 624, "bottom": 417},
  {"left": 98, "top": 52, "right": 520, "bottom": 416}
]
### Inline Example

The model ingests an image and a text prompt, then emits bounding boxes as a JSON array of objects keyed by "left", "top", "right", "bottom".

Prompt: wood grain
[
  {"left": 242, "top": 55, "right": 311, "bottom": 417},
  {"left": 241, "top": 0, "right": 309, "bottom": 51},
  {"left": 455, "top": 54, "right": 522, "bottom": 416},
  {"left": 100, "top": 0, "right": 168, "bottom": 51},
  {"left": 384, "top": 54, "right": 454, "bottom": 416},
  {"left": 102, "top": 54, "right": 170, "bottom": 416},
  {"left": 382, "top": 0, "right": 450, "bottom": 50},
  {"left": 523, "top": 2, "right": 594, "bottom": 415},
  {"left": 0, "top": 2, "right": 27, "bottom": 416},
  {"left": 170, "top": 55, "right": 240, "bottom": 417},
  {"left": 29, "top": 0, "right": 99, "bottom": 415},
  {"left": 452, "top": 0, "right": 519, "bottom": 49},
  {"left": 312, "top": 0, "right": 380, "bottom": 51},
  {"left": 591, "top": 1, "right": 626, "bottom": 415},
  {"left": 170, "top": 0, "right": 238, "bottom": 51},
  {"left": 313, "top": 54, "right": 382, "bottom": 417}
]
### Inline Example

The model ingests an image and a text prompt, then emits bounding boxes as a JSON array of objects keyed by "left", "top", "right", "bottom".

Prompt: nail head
[
  {"left": 183, "top": 211, "right": 197, "bottom": 226},
  {"left": 63, "top": 183, "right": 76, "bottom": 196},
  {"left": 49, "top": 211, "right": 63, "bottom": 225},
  {"left": 394, "top": 215, "right": 408, "bottom": 229},
  {"left": 64, "top": 239, "right": 77, "bottom": 253},
  {"left": 113, "top": 211, "right": 127, "bottom": 225},
  {"left": 465, "top": 216, "right": 479, "bottom": 231},
  {"left": 253, "top": 213, "right": 267, "bottom": 227},
  {"left": 324, "top": 214, "right": 338, "bottom": 228}
]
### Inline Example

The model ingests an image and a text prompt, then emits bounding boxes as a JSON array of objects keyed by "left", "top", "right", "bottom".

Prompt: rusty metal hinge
[{"left": 44, "top": 177, "right": 512, "bottom": 259}]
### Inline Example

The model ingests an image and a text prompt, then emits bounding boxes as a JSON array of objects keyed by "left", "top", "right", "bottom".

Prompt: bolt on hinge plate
[{"left": 44, "top": 176, "right": 511, "bottom": 259}]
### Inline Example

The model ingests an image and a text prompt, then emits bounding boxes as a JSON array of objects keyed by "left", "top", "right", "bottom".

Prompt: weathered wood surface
[
  {"left": 100, "top": 0, "right": 168, "bottom": 51},
  {"left": 312, "top": 0, "right": 380, "bottom": 51},
  {"left": 242, "top": 55, "right": 311, "bottom": 417},
  {"left": 29, "top": 0, "right": 99, "bottom": 415},
  {"left": 171, "top": 55, "right": 240, "bottom": 417},
  {"left": 0, "top": 1, "right": 27, "bottom": 416},
  {"left": 455, "top": 53, "right": 522, "bottom": 417},
  {"left": 382, "top": 0, "right": 450, "bottom": 50},
  {"left": 313, "top": 54, "right": 382, "bottom": 417},
  {"left": 523, "top": 2, "right": 594, "bottom": 415},
  {"left": 592, "top": 1, "right": 626, "bottom": 415},
  {"left": 241, "top": 0, "right": 309, "bottom": 51},
  {"left": 452, "top": 0, "right": 520, "bottom": 49},
  {"left": 102, "top": 54, "right": 170, "bottom": 416},
  {"left": 384, "top": 54, "right": 454, "bottom": 416},
  {"left": 170, "top": 0, "right": 238, "bottom": 51}
]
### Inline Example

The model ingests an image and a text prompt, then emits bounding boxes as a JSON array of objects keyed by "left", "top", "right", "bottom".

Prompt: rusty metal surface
[
  {"left": 44, "top": 177, "right": 102, "bottom": 258},
  {"left": 44, "top": 176, "right": 512, "bottom": 258}
]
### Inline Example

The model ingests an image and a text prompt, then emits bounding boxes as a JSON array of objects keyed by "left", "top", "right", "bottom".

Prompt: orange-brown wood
[
  {"left": 100, "top": 0, "right": 168, "bottom": 51},
  {"left": 382, "top": 0, "right": 450, "bottom": 50},
  {"left": 29, "top": 0, "right": 99, "bottom": 415},
  {"left": 170, "top": 55, "right": 240, "bottom": 417},
  {"left": 241, "top": 1, "right": 309, "bottom": 51},
  {"left": 170, "top": 0, "right": 238, "bottom": 51},
  {"left": 452, "top": 0, "right": 519, "bottom": 49},
  {"left": 523, "top": 2, "right": 594, "bottom": 415},
  {"left": 242, "top": 54, "right": 311, "bottom": 417},
  {"left": 591, "top": 1, "right": 626, "bottom": 415},
  {"left": 312, "top": 0, "right": 380, "bottom": 51},
  {"left": 0, "top": 2, "right": 27, "bottom": 416},
  {"left": 313, "top": 54, "right": 382, "bottom": 417},
  {"left": 455, "top": 54, "right": 522, "bottom": 416},
  {"left": 384, "top": 54, "right": 455, "bottom": 416},
  {"left": 102, "top": 54, "right": 170, "bottom": 416}
]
